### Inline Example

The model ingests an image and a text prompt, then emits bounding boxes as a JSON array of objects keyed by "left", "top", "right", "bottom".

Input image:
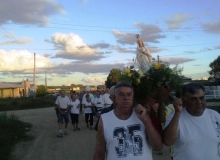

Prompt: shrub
[
  {"left": 0, "top": 113, "right": 32, "bottom": 160},
  {"left": 36, "top": 85, "right": 48, "bottom": 97},
  {"left": 0, "top": 96, "right": 55, "bottom": 111}
]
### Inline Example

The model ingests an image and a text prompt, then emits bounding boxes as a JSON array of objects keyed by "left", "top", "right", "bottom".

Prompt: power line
[
  {"left": 0, "top": 41, "right": 219, "bottom": 51},
  {"left": 149, "top": 42, "right": 219, "bottom": 48},
  {"left": 0, "top": 26, "right": 16, "bottom": 41},
  {"left": 0, "top": 17, "right": 217, "bottom": 33}
]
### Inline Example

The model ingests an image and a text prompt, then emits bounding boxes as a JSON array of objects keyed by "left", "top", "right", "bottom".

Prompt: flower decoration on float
[{"left": 118, "top": 62, "right": 183, "bottom": 104}]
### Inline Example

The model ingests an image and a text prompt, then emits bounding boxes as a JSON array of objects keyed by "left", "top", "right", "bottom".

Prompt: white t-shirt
[
  {"left": 102, "top": 109, "right": 153, "bottom": 160},
  {"left": 165, "top": 104, "right": 174, "bottom": 120},
  {"left": 70, "top": 99, "right": 80, "bottom": 114},
  {"left": 55, "top": 96, "right": 71, "bottom": 109},
  {"left": 103, "top": 93, "right": 112, "bottom": 108},
  {"left": 82, "top": 93, "right": 94, "bottom": 104},
  {"left": 93, "top": 96, "right": 104, "bottom": 109},
  {"left": 165, "top": 108, "right": 220, "bottom": 160},
  {"left": 84, "top": 100, "right": 93, "bottom": 114}
]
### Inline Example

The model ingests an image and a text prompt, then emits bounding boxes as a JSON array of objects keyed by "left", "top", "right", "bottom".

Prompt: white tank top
[{"left": 101, "top": 109, "right": 153, "bottom": 160}]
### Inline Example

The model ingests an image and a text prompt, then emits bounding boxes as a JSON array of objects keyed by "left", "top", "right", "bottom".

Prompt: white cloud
[
  {"left": 81, "top": 76, "right": 105, "bottom": 84},
  {"left": 0, "top": 0, "right": 65, "bottom": 26},
  {"left": 49, "top": 33, "right": 104, "bottom": 61},
  {"left": 161, "top": 57, "right": 195, "bottom": 64},
  {"left": 202, "top": 19, "right": 220, "bottom": 34},
  {"left": 112, "top": 46, "right": 134, "bottom": 53},
  {"left": 0, "top": 37, "right": 33, "bottom": 45},
  {"left": 165, "top": 13, "right": 193, "bottom": 30},
  {"left": 0, "top": 50, "right": 53, "bottom": 71},
  {"left": 113, "top": 23, "right": 165, "bottom": 45}
]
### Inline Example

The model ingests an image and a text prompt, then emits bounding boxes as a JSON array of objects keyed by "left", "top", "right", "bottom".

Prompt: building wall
[{"left": 0, "top": 88, "right": 21, "bottom": 98}]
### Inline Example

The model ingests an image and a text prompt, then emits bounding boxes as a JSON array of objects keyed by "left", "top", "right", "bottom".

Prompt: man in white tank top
[{"left": 93, "top": 81, "right": 163, "bottom": 160}]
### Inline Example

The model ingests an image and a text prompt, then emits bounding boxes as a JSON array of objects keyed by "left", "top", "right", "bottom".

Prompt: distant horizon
[{"left": 0, "top": 74, "right": 210, "bottom": 87}]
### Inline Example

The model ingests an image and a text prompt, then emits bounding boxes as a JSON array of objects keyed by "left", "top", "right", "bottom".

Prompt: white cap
[{"left": 85, "top": 86, "right": 91, "bottom": 91}]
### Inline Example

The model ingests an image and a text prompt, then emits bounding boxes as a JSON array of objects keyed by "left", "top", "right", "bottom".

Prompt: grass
[
  {"left": 0, "top": 113, "right": 33, "bottom": 160},
  {"left": 0, "top": 96, "right": 56, "bottom": 111},
  {"left": 0, "top": 96, "right": 55, "bottom": 159}
]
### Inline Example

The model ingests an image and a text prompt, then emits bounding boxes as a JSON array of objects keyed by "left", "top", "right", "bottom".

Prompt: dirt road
[{"left": 6, "top": 108, "right": 171, "bottom": 160}]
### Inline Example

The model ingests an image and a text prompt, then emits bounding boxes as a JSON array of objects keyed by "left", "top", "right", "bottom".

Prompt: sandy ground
[{"left": 5, "top": 107, "right": 173, "bottom": 160}]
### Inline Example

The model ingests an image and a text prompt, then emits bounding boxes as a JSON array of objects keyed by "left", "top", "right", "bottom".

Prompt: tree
[
  {"left": 105, "top": 68, "right": 121, "bottom": 88},
  {"left": 209, "top": 55, "right": 220, "bottom": 79},
  {"left": 36, "top": 85, "right": 48, "bottom": 97}
]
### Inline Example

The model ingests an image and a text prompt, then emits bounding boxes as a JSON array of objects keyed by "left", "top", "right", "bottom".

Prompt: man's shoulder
[
  {"left": 205, "top": 108, "right": 219, "bottom": 116},
  {"left": 101, "top": 107, "right": 113, "bottom": 114},
  {"left": 64, "top": 96, "right": 70, "bottom": 99}
]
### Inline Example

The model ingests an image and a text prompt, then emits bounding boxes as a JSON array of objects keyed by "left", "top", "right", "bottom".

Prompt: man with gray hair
[
  {"left": 93, "top": 82, "right": 162, "bottom": 159},
  {"left": 163, "top": 82, "right": 220, "bottom": 160},
  {"left": 55, "top": 90, "right": 71, "bottom": 137},
  {"left": 94, "top": 85, "right": 116, "bottom": 131}
]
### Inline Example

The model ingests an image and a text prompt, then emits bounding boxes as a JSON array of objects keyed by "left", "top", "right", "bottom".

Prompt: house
[{"left": 0, "top": 79, "right": 30, "bottom": 98}]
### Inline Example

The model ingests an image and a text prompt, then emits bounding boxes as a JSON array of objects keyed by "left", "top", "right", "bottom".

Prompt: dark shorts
[
  {"left": 57, "top": 109, "right": 69, "bottom": 124},
  {"left": 70, "top": 113, "right": 79, "bottom": 124}
]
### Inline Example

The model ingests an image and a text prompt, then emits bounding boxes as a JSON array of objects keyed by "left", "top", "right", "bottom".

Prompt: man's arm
[
  {"left": 66, "top": 97, "right": 71, "bottom": 111},
  {"left": 162, "top": 98, "right": 182, "bottom": 146},
  {"left": 93, "top": 118, "right": 106, "bottom": 160},
  {"left": 55, "top": 97, "right": 64, "bottom": 115},
  {"left": 135, "top": 104, "right": 163, "bottom": 151}
]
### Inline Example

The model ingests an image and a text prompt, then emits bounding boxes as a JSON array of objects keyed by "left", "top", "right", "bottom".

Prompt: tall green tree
[
  {"left": 36, "top": 85, "right": 48, "bottom": 97},
  {"left": 105, "top": 68, "right": 121, "bottom": 88},
  {"left": 209, "top": 56, "right": 220, "bottom": 79}
]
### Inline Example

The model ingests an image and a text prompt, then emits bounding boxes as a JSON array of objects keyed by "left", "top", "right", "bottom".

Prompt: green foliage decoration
[{"left": 114, "top": 63, "right": 184, "bottom": 104}]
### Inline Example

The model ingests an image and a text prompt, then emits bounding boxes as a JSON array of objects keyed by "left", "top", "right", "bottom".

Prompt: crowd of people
[
  {"left": 54, "top": 86, "right": 113, "bottom": 137},
  {"left": 54, "top": 82, "right": 220, "bottom": 160}
]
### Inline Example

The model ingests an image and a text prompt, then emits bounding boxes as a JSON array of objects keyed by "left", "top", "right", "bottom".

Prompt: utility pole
[
  {"left": 33, "top": 53, "right": 36, "bottom": 99},
  {"left": 157, "top": 55, "right": 160, "bottom": 64},
  {"left": 45, "top": 71, "right": 47, "bottom": 89}
]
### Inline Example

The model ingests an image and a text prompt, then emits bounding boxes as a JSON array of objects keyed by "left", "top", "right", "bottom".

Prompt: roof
[
  {"left": 0, "top": 82, "right": 23, "bottom": 89},
  {"left": 181, "top": 76, "right": 192, "bottom": 80}
]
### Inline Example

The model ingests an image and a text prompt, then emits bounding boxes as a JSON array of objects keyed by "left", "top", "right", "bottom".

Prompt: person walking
[
  {"left": 83, "top": 94, "right": 95, "bottom": 130},
  {"left": 94, "top": 85, "right": 116, "bottom": 131},
  {"left": 69, "top": 93, "right": 81, "bottom": 131},
  {"left": 82, "top": 86, "right": 94, "bottom": 105},
  {"left": 93, "top": 81, "right": 163, "bottom": 160},
  {"left": 93, "top": 91, "right": 104, "bottom": 115},
  {"left": 103, "top": 88, "right": 112, "bottom": 108},
  {"left": 55, "top": 90, "right": 71, "bottom": 137}
]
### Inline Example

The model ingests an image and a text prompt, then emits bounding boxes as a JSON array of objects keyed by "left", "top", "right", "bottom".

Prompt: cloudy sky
[{"left": 0, "top": 0, "right": 220, "bottom": 86}]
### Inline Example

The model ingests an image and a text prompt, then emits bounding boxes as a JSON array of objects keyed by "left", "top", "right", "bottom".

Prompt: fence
[{"left": 205, "top": 90, "right": 220, "bottom": 99}]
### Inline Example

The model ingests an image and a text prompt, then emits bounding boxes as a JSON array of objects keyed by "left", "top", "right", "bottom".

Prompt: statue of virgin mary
[{"left": 136, "top": 34, "right": 152, "bottom": 73}]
